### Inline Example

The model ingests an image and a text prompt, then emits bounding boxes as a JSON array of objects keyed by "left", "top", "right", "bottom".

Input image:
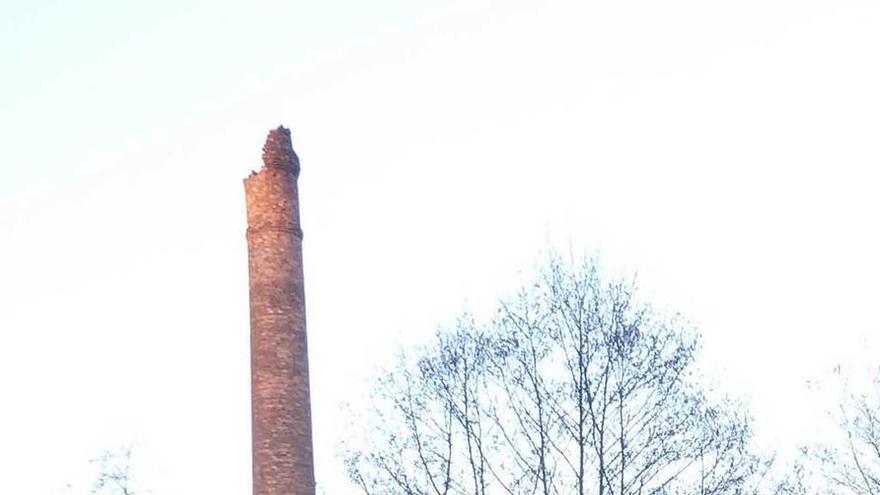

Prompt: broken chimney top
[{"left": 261, "top": 125, "right": 300, "bottom": 175}]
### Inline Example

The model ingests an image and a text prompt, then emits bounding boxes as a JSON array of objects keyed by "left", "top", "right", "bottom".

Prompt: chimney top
[{"left": 261, "top": 125, "right": 300, "bottom": 174}]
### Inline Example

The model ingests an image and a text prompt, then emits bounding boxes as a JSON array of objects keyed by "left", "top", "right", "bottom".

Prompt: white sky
[{"left": 1, "top": 0, "right": 879, "bottom": 493}]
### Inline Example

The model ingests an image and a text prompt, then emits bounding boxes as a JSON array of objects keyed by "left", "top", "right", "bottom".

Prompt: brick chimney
[{"left": 244, "top": 126, "right": 315, "bottom": 495}]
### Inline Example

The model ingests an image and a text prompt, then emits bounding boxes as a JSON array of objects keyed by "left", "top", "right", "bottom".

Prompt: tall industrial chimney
[{"left": 244, "top": 126, "right": 315, "bottom": 495}]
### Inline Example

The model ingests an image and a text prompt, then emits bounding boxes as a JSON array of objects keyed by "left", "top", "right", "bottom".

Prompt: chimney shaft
[{"left": 244, "top": 126, "right": 315, "bottom": 495}]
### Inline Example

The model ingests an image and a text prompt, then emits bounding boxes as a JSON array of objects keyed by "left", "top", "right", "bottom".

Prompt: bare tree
[
  {"left": 344, "top": 257, "right": 769, "bottom": 494},
  {"left": 91, "top": 447, "right": 138, "bottom": 495},
  {"left": 807, "top": 371, "right": 880, "bottom": 495}
]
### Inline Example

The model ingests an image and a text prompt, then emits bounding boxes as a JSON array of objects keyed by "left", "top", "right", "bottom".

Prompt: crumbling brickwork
[{"left": 244, "top": 126, "right": 315, "bottom": 495}]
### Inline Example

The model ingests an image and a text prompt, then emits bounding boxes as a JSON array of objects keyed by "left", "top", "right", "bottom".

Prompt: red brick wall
[{"left": 244, "top": 127, "right": 315, "bottom": 495}]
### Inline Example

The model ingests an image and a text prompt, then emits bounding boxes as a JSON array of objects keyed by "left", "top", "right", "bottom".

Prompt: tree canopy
[{"left": 344, "top": 257, "right": 768, "bottom": 495}]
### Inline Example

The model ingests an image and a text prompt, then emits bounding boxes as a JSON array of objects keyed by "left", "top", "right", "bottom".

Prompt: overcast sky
[{"left": 1, "top": 0, "right": 879, "bottom": 493}]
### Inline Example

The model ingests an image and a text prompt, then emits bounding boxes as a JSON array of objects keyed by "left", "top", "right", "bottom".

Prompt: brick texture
[{"left": 244, "top": 126, "right": 315, "bottom": 495}]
